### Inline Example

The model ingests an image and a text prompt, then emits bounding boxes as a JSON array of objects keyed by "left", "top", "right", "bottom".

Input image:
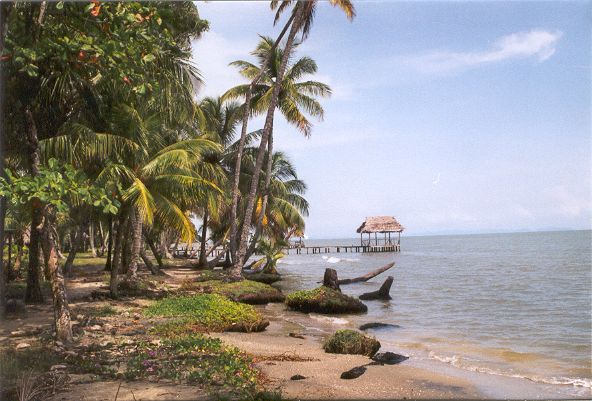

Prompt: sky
[{"left": 191, "top": 1, "right": 591, "bottom": 238}]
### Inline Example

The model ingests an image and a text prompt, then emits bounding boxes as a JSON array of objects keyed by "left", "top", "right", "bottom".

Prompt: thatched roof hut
[
  {"left": 356, "top": 216, "right": 404, "bottom": 234},
  {"left": 356, "top": 216, "right": 404, "bottom": 247}
]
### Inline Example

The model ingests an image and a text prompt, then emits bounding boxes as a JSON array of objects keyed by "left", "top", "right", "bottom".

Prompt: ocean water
[{"left": 272, "top": 230, "right": 592, "bottom": 398}]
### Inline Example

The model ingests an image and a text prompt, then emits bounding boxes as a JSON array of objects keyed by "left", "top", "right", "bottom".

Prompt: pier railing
[
  {"left": 283, "top": 244, "right": 400, "bottom": 255},
  {"left": 171, "top": 243, "right": 400, "bottom": 258}
]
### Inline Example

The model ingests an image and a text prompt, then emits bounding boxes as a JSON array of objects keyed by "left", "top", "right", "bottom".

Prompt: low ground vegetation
[
  {"left": 180, "top": 279, "right": 285, "bottom": 304},
  {"left": 145, "top": 294, "right": 270, "bottom": 332}
]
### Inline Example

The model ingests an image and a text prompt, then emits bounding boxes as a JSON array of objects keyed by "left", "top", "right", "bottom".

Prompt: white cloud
[
  {"left": 191, "top": 31, "right": 258, "bottom": 98},
  {"left": 405, "top": 29, "right": 563, "bottom": 74}
]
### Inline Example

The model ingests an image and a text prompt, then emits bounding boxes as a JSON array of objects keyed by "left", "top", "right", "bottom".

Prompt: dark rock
[
  {"left": 289, "top": 332, "right": 305, "bottom": 339},
  {"left": 340, "top": 366, "right": 367, "bottom": 379},
  {"left": 371, "top": 351, "right": 409, "bottom": 365},
  {"left": 359, "top": 322, "right": 400, "bottom": 331},
  {"left": 290, "top": 374, "right": 306, "bottom": 380}
]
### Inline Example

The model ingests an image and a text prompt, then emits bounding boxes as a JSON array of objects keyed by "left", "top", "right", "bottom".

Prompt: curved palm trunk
[
  {"left": 145, "top": 234, "right": 164, "bottom": 268},
  {"left": 126, "top": 208, "right": 143, "bottom": 279},
  {"left": 232, "top": 8, "right": 305, "bottom": 279},
  {"left": 140, "top": 249, "right": 158, "bottom": 275},
  {"left": 228, "top": 12, "right": 298, "bottom": 263},
  {"left": 245, "top": 123, "right": 274, "bottom": 263}
]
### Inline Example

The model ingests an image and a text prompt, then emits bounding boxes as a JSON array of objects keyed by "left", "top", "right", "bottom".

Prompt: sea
[{"left": 268, "top": 230, "right": 591, "bottom": 399}]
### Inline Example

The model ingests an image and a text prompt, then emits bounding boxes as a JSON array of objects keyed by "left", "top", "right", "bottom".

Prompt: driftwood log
[
  {"left": 337, "top": 262, "right": 395, "bottom": 285},
  {"left": 359, "top": 276, "right": 393, "bottom": 300},
  {"left": 323, "top": 268, "right": 341, "bottom": 291}
]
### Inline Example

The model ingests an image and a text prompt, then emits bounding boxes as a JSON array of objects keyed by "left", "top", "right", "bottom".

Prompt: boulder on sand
[
  {"left": 340, "top": 366, "right": 367, "bottom": 379},
  {"left": 371, "top": 351, "right": 409, "bottom": 365}
]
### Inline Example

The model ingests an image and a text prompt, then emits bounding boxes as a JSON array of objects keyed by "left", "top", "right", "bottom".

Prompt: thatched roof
[{"left": 356, "top": 216, "right": 404, "bottom": 233}]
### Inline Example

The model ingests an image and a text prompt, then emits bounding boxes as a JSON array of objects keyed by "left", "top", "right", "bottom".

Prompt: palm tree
[
  {"left": 225, "top": 36, "right": 330, "bottom": 138},
  {"left": 195, "top": 97, "right": 241, "bottom": 266},
  {"left": 244, "top": 150, "right": 309, "bottom": 259},
  {"left": 231, "top": 1, "right": 350, "bottom": 278},
  {"left": 224, "top": 37, "right": 328, "bottom": 262}
]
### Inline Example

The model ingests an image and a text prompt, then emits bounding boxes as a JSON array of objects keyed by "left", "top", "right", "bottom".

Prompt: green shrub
[
  {"left": 181, "top": 279, "right": 284, "bottom": 304},
  {"left": 323, "top": 329, "right": 381, "bottom": 357},
  {"left": 144, "top": 294, "right": 269, "bottom": 332},
  {"left": 285, "top": 286, "right": 367, "bottom": 314}
]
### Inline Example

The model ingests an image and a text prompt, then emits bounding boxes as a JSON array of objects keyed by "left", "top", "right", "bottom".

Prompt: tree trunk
[
  {"left": 171, "top": 238, "right": 179, "bottom": 258},
  {"left": 206, "top": 247, "right": 227, "bottom": 269},
  {"left": 140, "top": 249, "right": 158, "bottom": 275},
  {"left": 145, "top": 234, "right": 163, "bottom": 268},
  {"left": 13, "top": 241, "right": 23, "bottom": 281},
  {"left": 232, "top": 7, "right": 305, "bottom": 280},
  {"left": 0, "top": 0, "right": 12, "bottom": 320},
  {"left": 89, "top": 219, "right": 97, "bottom": 257},
  {"left": 41, "top": 210, "right": 73, "bottom": 342},
  {"left": 104, "top": 215, "right": 113, "bottom": 271},
  {"left": 245, "top": 121, "right": 274, "bottom": 263},
  {"left": 126, "top": 208, "right": 143, "bottom": 279},
  {"left": 121, "top": 217, "right": 132, "bottom": 275},
  {"left": 323, "top": 268, "right": 341, "bottom": 291},
  {"left": 198, "top": 209, "right": 209, "bottom": 267},
  {"left": 337, "top": 262, "right": 395, "bottom": 285},
  {"left": 228, "top": 11, "right": 298, "bottom": 264},
  {"left": 359, "top": 276, "right": 394, "bottom": 300},
  {"left": 0, "top": 197, "right": 5, "bottom": 317},
  {"left": 97, "top": 220, "right": 106, "bottom": 257},
  {"left": 158, "top": 234, "right": 171, "bottom": 260},
  {"left": 64, "top": 225, "right": 85, "bottom": 277},
  {"left": 24, "top": 108, "right": 44, "bottom": 303},
  {"left": 109, "top": 211, "right": 128, "bottom": 298}
]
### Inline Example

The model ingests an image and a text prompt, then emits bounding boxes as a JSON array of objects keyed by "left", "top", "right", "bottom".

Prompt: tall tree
[
  {"left": 224, "top": 36, "right": 329, "bottom": 259},
  {"left": 230, "top": 0, "right": 355, "bottom": 279}
]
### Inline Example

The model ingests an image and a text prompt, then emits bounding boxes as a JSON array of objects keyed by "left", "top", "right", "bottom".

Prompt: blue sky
[{"left": 192, "top": 1, "right": 591, "bottom": 238}]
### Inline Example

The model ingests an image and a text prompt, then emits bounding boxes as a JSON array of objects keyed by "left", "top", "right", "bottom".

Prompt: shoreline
[
  {"left": 217, "top": 307, "right": 483, "bottom": 400},
  {"left": 219, "top": 303, "right": 591, "bottom": 400}
]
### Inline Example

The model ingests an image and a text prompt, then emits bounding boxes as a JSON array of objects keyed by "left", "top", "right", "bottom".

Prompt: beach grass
[
  {"left": 180, "top": 279, "right": 285, "bottom": 304},
  {"left": 145, "top": 294, "right": 269, "bottom": 332}
]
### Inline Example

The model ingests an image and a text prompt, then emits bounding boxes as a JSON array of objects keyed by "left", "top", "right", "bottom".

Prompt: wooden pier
[{"left": 284, "top": 244, "right": 400, "bottom": 255}]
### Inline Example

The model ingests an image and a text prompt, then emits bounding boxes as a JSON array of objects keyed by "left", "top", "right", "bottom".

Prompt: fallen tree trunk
[
  {"left": 337, "top": 262, "right": 395, "bottom": 285},
  {"left": 359, "top": 276, "right": 393, "bottom": 300}
]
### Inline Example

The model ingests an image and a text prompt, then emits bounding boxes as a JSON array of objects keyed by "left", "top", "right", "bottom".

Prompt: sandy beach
[{"left": 218, "top": 313, "right": 482, "bottom": 400}]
